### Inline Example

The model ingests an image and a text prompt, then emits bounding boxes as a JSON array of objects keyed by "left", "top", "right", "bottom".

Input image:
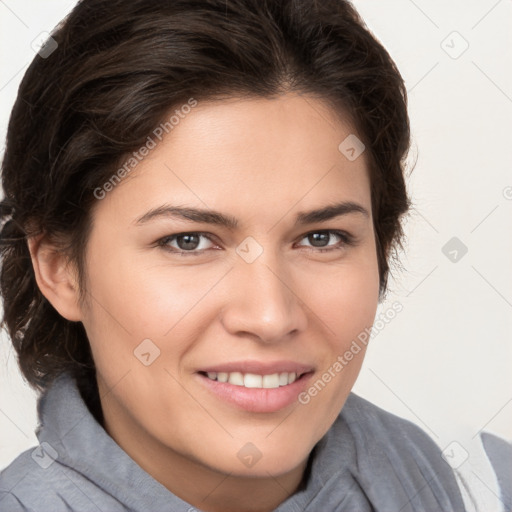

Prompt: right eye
[{"left": 156, "top": 232, "right": 218, "bottom": 256}]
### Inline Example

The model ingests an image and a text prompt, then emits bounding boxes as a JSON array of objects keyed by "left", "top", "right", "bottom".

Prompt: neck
[
  {"left": 96, "top": 383, "right": 313, "bottom": 512},
  {"left": 105, "top": 411, "right": 311, "bottom": 512}
]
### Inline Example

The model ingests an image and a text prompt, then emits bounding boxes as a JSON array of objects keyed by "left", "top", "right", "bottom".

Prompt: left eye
[
  {"left": 298, "top": 230, "right": 353, "bottom": 252},
  {"left": 156, "top": 230, "right": 354, "bottom": 256}
]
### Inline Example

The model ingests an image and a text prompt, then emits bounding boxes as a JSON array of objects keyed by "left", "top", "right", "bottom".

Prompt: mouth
[
  {"left": 197, "top": 370, "right": 310, "bottom": 389},
  {"left": 195, "top": 364, "right": 315, "bottom": 413}
]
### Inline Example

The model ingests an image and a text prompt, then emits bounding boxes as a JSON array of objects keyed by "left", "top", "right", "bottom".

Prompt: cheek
[
  {"left": 81, "top": 247, "right": 227, "bottom": 381},
  {"left": 303, "top": 256, "right": 380, "bottom": 344},
  {"left": 297, "top": 251, "right": 379, "bottom": 402},
  {"left": 84, "top": 242, "right": 205, "bottom": 333}
]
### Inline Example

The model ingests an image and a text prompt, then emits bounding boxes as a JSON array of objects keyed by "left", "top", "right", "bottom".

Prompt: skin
[{"left": 29, "top": 92, "right": 380, "bottom": 512}]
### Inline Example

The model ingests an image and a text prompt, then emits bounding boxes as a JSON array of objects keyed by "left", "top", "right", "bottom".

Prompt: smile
[
  {"left": 196, "top": 369, "right": 314, "bottom": 413},
  {"left": 199, "top": 371, "right": 305, "bottom": 388}
]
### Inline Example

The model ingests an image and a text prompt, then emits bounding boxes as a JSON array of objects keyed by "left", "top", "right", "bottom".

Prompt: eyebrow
[{"left": 134, "top": 200, "right": 369, "bottom": 229}]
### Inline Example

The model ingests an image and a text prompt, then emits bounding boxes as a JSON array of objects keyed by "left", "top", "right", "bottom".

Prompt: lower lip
[{"left": 196, "top": 372, "right": 314, "bottom": 413}]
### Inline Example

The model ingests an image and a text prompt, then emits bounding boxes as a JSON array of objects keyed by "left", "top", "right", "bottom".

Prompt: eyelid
[{"left": 156, "top": 229, "right": 356, "bottom": 256}]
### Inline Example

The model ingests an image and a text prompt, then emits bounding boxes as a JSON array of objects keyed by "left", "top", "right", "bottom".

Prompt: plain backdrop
[{"left": 0, "top": 0, "right": 511, "bottom": 472}]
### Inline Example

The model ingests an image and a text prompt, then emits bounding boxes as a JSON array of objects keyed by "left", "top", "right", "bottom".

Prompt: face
[{"left": 78, "top": 93, "right": 380, "bottom": 484}]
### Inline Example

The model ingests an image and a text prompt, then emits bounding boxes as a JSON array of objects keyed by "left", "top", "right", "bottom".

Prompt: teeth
[
  {"left": 228, "top": 372, "right": 244, "bottom": 386},
  {"left": 204, "top": 371, "right": 300, "bottom": 388},
  {"left": 262, "top": 374, "right": 280, "bottom": 388},
  {"left": 244, "top": 373, "right": 262, "bottom": 388}
]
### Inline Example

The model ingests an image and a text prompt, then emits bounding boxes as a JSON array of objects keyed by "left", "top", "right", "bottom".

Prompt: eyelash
[{"left": 155, "top": 230, "right": 356, "bottom": 256}]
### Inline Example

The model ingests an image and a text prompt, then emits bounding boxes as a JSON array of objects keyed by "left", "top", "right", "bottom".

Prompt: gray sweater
[{"left": 1, "top": 372, "right": 510, "bottom": 511}]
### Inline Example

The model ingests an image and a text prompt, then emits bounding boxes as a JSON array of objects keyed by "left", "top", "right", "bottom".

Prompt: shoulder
[
  {"left": 479, "top": 432, "right": 512, "bottom": 511},
  {"left": 0, "top": 448, "right": 64, "bottom": 512},
  {"left": 324, "top": 393, "right": 467, "bottom": 511},
  {"left": 0, "top": 372, "right": 133, "bottom": 512},
  {"left": 480, "top": 432, "right": 512, "bottom": 485},
  {"left": 341, "top": 393, "right": 512, "bottom": 512},
  {"left": 341, "top": 392, "right": 444, "bottom": 455},
  {"left": 0, "top": 444, "right": 125, "bottom": 512}
]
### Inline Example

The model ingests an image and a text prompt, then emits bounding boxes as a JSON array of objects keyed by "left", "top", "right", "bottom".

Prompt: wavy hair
[{"left": 0, "top": 0, "right": 412, "bottom": 406}]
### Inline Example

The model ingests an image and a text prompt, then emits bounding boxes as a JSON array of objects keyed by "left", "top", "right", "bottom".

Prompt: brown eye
[
  {"left": 157, "top": 232, "right": 216, "bottom": 255},
  {"left": 298, "top": 230, "right": 355, "bottom": 252},
  {"left": 307, "top": 232, "right": 331, "bottom": 247},
  {"left": 175, "top": 234, "right": 201, "bottom": 250}
]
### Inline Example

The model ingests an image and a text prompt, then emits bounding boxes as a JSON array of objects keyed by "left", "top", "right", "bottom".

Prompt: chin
[{"left": 202, "top": 440, "right": 310, "bottom": 478}]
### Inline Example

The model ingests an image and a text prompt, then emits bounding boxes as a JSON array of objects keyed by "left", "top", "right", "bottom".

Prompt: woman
[{"left": 0, "top": 0, "right": 510, "bottom": 511}]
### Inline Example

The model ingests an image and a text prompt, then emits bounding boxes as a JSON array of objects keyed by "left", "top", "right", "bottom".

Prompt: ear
[{"left": 27, "top": 233, "right": 83, "bottom": 322}]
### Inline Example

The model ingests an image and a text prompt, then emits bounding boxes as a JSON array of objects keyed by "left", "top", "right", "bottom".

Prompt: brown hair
[{"left": 0, "top": 0, "right": 412, "bottom": 404}]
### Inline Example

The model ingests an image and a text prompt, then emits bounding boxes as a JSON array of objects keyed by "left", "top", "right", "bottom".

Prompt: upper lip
[{"left": 198, "top": 360, "right": 315, "bottom": 376}]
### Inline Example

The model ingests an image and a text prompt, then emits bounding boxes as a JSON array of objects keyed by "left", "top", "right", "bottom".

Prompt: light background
[{"left": 0, "top": 0, "right": 511, "bottom": 471}]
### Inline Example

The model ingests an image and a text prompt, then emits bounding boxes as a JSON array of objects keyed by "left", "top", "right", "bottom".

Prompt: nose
[{"left": 220, "top": 249, "right": 308, "bottom": 344}]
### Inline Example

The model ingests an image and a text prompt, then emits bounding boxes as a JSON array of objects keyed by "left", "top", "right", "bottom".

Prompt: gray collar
[{"left": 36, "top": 372, "right": 466, "bottom": 512}]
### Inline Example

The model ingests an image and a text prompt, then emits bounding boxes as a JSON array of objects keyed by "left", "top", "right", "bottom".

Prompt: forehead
[{"left": 93, "top": 93, "right": 371, "bottom": 225}]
